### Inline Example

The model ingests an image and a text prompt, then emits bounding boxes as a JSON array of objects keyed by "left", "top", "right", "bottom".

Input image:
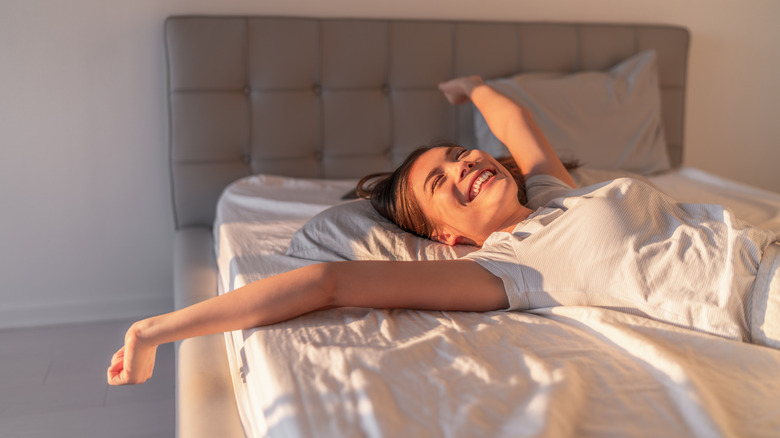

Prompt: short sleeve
[
  {"left": 464, "top": 233, "right": 531, "bottom": 311},
  {"left": 525, "top": 174, "right": 575, "bottom": 210}
]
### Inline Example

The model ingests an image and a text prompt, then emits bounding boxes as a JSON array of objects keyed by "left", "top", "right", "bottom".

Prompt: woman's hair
[{"left": 356, "top": 141, "right": 534, "bottom": 240}]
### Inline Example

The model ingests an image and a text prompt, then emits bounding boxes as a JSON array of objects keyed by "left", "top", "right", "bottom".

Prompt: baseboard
[{"left": 0, "top": 295, "right": 174, "bottom": 330}]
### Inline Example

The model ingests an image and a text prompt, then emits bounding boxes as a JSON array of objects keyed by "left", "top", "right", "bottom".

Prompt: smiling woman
[
  {"left": 108, "top": 74, "right": 780, "bottom": 387},
  {"left": 409, "top": 146, "right": 531, "bottom": 246},
  {"left": 357, "top": 143, "right": 527, "bottom": 245},
  {"left": 357, "top": 76, "right": 578, "bottom": 246}
]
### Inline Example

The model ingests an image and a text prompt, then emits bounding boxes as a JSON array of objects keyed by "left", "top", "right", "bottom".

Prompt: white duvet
[{"left": 215, "top": 168, "right": 780, "bottom": 438}]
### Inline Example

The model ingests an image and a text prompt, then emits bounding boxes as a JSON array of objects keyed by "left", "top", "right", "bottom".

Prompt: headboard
[{"left": 165, "top": 16, "right": 689, "bottom": 229}]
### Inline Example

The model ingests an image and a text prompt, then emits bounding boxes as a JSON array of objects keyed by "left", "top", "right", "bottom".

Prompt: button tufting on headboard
[{"left": 166, "top": 16, "right": 689, "bottom": 229}]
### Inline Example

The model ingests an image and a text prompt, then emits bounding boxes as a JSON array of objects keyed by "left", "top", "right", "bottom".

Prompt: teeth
[{"left": 470, "top": 170, "right": 494, "bottom": 200}]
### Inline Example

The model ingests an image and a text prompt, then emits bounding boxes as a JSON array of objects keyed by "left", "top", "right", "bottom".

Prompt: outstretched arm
[
  {"left": 108, "top": 259, "right": 507, "bottom": 385},
  {"left": 439, "top": 76, "right": 576, "bottom": 188}
]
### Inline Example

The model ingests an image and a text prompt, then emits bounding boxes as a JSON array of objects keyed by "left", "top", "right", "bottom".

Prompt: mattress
[{"left": 214, "top": 168, "right": 780, "bottom": 438}]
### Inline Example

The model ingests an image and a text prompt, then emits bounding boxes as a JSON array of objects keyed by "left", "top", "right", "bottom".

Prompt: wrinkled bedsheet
[{"left": 215, "top": 169, "right": 780, "bottom": 438}]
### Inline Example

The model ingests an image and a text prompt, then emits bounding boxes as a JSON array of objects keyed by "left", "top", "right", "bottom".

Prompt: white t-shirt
[{"left": 465, "top": 175, "right": 777, "bottom": 341}]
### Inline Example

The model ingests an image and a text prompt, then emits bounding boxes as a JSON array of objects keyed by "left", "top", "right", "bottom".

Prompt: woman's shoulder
[
  {"left": 524, "top": 174, "right": 577, "bottom": 209},
  {"left": 525, "top": 173, "right": 654, "bottom": 210}
]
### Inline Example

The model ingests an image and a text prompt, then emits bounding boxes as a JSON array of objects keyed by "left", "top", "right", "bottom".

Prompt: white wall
[{"left": 1, "top": 0, "right": 778, "bottom": 328}]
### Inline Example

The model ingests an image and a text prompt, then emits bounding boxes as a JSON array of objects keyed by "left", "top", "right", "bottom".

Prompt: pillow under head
[{"left": 286, "top": 199, "right": 477, "bottom": 262}]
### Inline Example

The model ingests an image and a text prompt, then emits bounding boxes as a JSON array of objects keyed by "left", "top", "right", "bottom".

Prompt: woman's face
[{"left": 408, "top": 146, "right": 524, "bottom": 246}]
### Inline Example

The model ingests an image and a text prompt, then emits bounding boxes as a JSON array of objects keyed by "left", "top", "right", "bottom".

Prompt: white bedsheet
[{"left": 215, "top": 169, "right": 780, "bottom": 438}]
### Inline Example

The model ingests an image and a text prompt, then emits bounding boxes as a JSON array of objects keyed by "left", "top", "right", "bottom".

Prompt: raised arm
[
  {"left": 439, "top": 76, "right": 576, "bottom": 187},
  {"left": 107, "top": 259, "right": 507, "bottom": 385}
]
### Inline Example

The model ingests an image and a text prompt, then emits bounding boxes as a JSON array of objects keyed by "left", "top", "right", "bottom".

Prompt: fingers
[
  {"left": 107, "top": 347, "right": 126, "bottom": 384},
  {"left": 107, "top": 363, "right": 124, "bottom": 385},
  {"left": 437, "top": 82, "right": 465, "bottom": 105},
  {"left": 438, "top": 76, "right": 484, "bottom": 105},
  {"left": 111, "top": 347, "right": 125, "bottom": 363},
  {"left": 106, "top": 344, "right": 156, "bottom": 385},
  {"left": 107, "top": 366, "right": 124, "bottom": 385},
  {"left": 108, "top": 323, "right": 159, "bottom": 386}
]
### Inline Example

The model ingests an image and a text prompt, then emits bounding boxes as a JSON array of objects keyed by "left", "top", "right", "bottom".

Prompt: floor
[{"left": 0, "top": 318, "right": 175, "bottom": 438}]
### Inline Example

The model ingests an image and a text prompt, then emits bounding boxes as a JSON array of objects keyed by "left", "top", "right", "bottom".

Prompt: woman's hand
[
  {"left": 107, "top": 321, "right": 158, "bottom": 385},
  {"left": 438, "top": 76, "right": 486, "bottom": 105}
]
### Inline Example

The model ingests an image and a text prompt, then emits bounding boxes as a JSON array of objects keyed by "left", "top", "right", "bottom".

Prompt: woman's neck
[
  {"left": 498, "top": 205, "right": 535, "bottom": 234},
  {"left": 472, "top": 205, "right": 535, "bottom": 247}
]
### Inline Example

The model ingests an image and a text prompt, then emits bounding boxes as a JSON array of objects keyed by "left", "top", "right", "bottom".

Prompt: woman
[{"left": 108, "top": 77, "right": 779, "bottom": 386}]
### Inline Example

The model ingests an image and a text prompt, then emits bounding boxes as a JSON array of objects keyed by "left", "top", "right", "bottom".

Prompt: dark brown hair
[{"left": 356, "top": 142, "right": 530, "bottom": 240}]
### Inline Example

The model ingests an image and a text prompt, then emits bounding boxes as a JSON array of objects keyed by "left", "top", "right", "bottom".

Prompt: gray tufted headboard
[{"left": 165, "top": 16, "right": 689, "bottom": 229}]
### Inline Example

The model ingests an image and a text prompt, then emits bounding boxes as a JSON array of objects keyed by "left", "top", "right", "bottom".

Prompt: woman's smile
[{"left": 469, "top": 169, "right": 496, "bottom": 201}]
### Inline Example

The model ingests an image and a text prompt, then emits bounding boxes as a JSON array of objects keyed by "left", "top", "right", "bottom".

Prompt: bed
[{"left": 165, "top": 16, "right": 780, "bottom": 437}]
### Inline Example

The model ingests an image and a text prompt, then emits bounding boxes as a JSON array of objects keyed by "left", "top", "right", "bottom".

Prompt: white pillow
[
  {"left": 286, "top": 199, "right": 476, "bottom": 262},
  {"left": 475, "top": 50, "right": 669, "bottom": 175}
]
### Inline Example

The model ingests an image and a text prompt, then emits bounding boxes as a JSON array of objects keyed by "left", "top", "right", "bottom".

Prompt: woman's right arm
[
  {"left": 108, "top": 262, "right": 337, "bottom": 385},
  {"left": 108, "top": 259, "right": 507, "bottom": 385},
  {"left": 439, "top": 76, "right": 576, "bottom": 188}
]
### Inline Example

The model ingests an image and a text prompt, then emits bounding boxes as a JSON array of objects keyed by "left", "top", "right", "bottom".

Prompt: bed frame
[{"left": 165, "top": 16, "right": 689, "bottom": 437}]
